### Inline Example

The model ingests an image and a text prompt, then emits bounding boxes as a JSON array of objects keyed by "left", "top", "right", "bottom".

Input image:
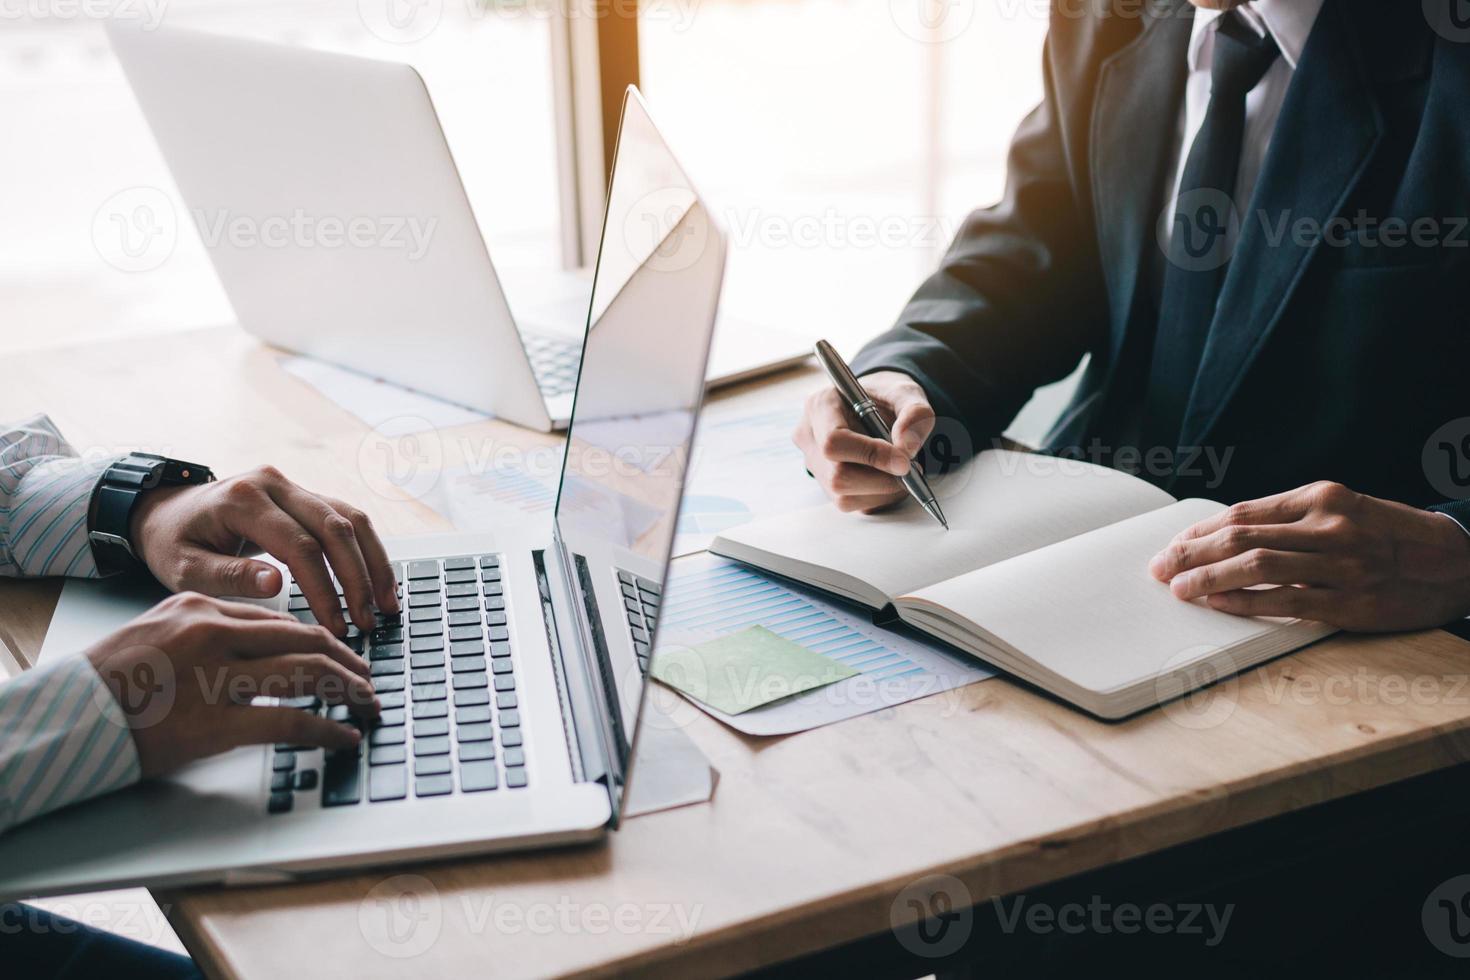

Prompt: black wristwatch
[{"left": 88, "top": 452, "right": 215, "bottom": 576}]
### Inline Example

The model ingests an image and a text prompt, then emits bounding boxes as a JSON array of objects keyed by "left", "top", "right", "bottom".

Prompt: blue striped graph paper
[{"left": 655, "top": 553, "right": 993, "bottom": 735}]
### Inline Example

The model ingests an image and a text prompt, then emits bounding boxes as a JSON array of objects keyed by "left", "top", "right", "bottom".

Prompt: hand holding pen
[{"left": 794, "top": 341, "right": 948, "bottom": 527}]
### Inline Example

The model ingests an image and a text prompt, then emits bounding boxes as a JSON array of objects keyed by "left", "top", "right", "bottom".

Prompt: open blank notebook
[{"left": 711, "top": 451, "right": 1336, "bottom": 719}]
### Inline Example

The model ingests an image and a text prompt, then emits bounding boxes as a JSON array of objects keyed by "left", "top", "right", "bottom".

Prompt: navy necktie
[{"left": 1144, "top": 10, "right": 1279, "bottom": 460}]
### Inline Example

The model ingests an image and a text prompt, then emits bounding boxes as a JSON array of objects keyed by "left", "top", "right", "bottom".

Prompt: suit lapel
[
  {"left": 1178, "top": 0, "right": 1383, "bottom": 450},
  {"left": 1090, "top": 0, "right": 1193, "bottom": 374}
]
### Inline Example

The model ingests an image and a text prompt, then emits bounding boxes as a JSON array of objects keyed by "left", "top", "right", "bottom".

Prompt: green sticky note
[{"left": 651, "top": 626, "right": 859, "bottom": 715}]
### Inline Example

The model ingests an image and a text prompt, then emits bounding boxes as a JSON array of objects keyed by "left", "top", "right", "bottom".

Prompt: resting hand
[
  {"left": 792, "top": 370, "right": 936, "bottom": 513},
  {"left": 86, "top": 592, "right": 377, "bottom": 778},
  {"left": 129, "top": 465, "right": 400, "bottom": 635},
  {"left": 1149, "top": 481, "right": 1470, "bottom": 632}
]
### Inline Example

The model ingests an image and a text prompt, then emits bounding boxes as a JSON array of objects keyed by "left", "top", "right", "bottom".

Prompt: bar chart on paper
[{"left": 655, "top": 554, "right": 993, "bottom": 735}]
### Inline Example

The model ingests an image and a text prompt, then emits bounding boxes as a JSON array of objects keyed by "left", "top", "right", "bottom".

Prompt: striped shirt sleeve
[
  {"left": 0, "top": 654, "right": 141, "bottom": 834},
  {"left": 0, "top": 414, "right": 118, "bottom": 578}
]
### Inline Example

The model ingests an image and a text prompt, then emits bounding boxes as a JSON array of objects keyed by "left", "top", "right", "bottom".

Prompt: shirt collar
[{"left": 1188, "top": 0, "right": 1325, "bottom": 72}]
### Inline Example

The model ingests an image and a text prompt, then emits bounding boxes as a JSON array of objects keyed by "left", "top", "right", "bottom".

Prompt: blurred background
[
  {"left": 1, "top": 0, "right": 1048, "bottom": 354},
  {"left": 2, "top": 0, "right": 1052, "bottom": 950}
]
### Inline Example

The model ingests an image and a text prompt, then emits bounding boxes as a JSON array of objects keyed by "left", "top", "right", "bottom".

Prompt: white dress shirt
[
  {"left": 1163, "top": 0, "right": 1326, "bottom": 229},
  {"left": 0, "top": 416, "right": 137, "bottom": 834}
]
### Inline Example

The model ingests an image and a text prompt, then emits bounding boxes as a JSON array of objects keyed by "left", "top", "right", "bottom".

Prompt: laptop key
[
  {"left": 322, "top": 751, "right": 362, "bottom": 806},
  {"left": 272, "top": 751, "right": 296, "bottom": 772},
  {"left": 453, "top": 672, "right": 489, "bottom": 690},
  {"left": 450, "top": 640, "right": 484, "bottom": 657},
  {"left": 377, "top": 708, "right": 405, "bottom": 727},
  {"left": 369, "top": 643, "right": 404, "bottom": 661},
  {"left": 368, "top": 726, "right": 405, "bottom": 746},
  {"left": 412, "top": 667, "right": 446, "bottom": 685},
  {"left": 498, "top": 710, "right": 521, "bottom": 728},
  {"left": 452, "top": 656, "right": 486, "bottom": 674},
  {"left": 489, "top": 642, "right": 512, "bottom": 660},
  {"left": 413, "top": 718, "right": 450, "bottom": 738},
  {"left": 414, "top": 736, "right": 450, "bottom": 757},
  {"left": 415, "top": 756, "right": 452, "bottom": 777},
  {"left": 484, "top": 596, "right": 506, "bottom": 612},
  {"left": 409, "top": 636, "right": 444, "bottom": 653},
  {"left": 369, "top": 765, "right": 408, "bottom": 802},
  {"left": 457, "top": 723, "right": 494, "bottom": 743},
  {"left": 487, "top": 626, "right": 510, "bottom": 642},
  {"left": 448, "top": 610, "right": 480, "bottom": 627},
  {"left": 294, "top": 769, "right": 319, "bottom": 791},
  {"left": 408, "top": 592, "right": 442, "bottom": 609},
  {"left": 412, "top": 683, "right": 447, "bottom": 702},
  {"left": 369, "top": 745, "right": 406, "bottom": 766},
  {"left": 413, "top": 700, "right": 448, "bottom": 719},
  {"left": 503, "top": 747, "right": 525, "bottom": 767},
  {"left": 444, "top": 569, "right": 477, "bottom": 585},
  {"left": 478, "top": 555, "right": 500, "bottom": 568},
  {"left": 377, "top": 691, "right": 406, "bottom": 710},
  {"left": 445, "top": 582, "right": 477, "bottom": 598},
  {"left": 415, "top": 775, "right": 453, "bottom": 797},
  {"left": 456, "top": 705, "right": 492, "bottom": 725},
  {"left": 407, "top": 579, "right": 441, "bottom": 594},
  {"left": 505, "top": 768, "right": 528, "bottom": 789},
  {"left": 270, "top": 771, "right": 292, "bottom": 792},
  {"left": 494, "top": 675, "right": 516, "bottom": 692},
  {"left": 458, "top": 741, "right": 495, "bottom": 762},
  {"left": 491, "top": 660, "right": 514, "bottom": 676},
  {"left": 370, "top": 627, "right": 404, "bottom": 645},
  {"left": 454, "top": 688, "right": 490, "bottom": 707},
  {"left": 409, "top": 606, "right": 443, "bottom": 622},
  {"left": 448, "top": 625, "right": 481, "bottom": 642},
  {"left": 407, "top": 560, "right": 439, "bottom": 580},
  {"left": 267, "top": 792, "right": 293, "bottom": 813},
  {"left": 370, "top": 658, "right": 404, "bottom": 677},
  {"left": 409, "top": 622, "right": 444, "bottom": 638},
  {"left": 500, "top": 728, "right": 523, "bottom": 748},
  {"left": 496, "top": 692, "right": 517, "bottom": 709},
  {"left": 373, "top": 675, "right": 406, "bottom": 693},
  {"left": 485, "top": 612, "right": 508, "bottom": 627},
  {"left": 446, "top": 596, "right": 479, "bottom": 612},
  {"left": 460, "top": 761, "right": 499, "bottom": 792},
  {"left": 410, "top": 653, "right": 444, "bottom": 670},
  {"left": 443, "top": 557, "right": 475, "bottom": 571}
]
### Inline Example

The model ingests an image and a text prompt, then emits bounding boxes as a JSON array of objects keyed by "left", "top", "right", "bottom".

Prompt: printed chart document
[{"left": 712, "top": 451, "right": 1336, "bottom": 719}]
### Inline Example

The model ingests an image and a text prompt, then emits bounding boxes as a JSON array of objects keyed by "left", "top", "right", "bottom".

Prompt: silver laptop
[
  {"left": 107, "top": 24, "right": 804, "bottom": 433},
  {"left": 0, "top": 88, "right": 725, "bottom": 899}
]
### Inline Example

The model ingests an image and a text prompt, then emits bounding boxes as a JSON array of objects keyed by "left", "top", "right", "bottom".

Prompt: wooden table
[{"left": 5, "top": 325, "right": 1470, "bottom": 978}]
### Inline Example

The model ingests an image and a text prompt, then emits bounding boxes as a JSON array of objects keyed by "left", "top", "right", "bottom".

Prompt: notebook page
[
  {"left": 905, "top": 498, "right": 1299, "bottom": 696},
  {"left": 713, "top": 450, "right": 1176, "bottom": 601}
]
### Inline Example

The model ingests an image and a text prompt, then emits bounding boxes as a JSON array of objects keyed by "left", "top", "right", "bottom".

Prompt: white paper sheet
[{"left": 279, "top": 355, "right": 492, "bottom": 436}]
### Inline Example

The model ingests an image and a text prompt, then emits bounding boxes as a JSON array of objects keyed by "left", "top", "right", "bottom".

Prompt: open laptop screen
[{"left": 551, "top": 89, "right": 726, "bottom": 809}]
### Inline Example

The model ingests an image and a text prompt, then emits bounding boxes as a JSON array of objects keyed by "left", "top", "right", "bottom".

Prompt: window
[
  {"left": 2, "top": 0, "right": 563, "bottom": 352},
  {"left": 638, "top": 0, "right": 1049, "bottom": 352}
]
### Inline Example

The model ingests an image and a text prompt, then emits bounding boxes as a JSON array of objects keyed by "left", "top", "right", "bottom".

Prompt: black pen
[{"left": 813, "top": 340, "right": 948, "bottom": 529}]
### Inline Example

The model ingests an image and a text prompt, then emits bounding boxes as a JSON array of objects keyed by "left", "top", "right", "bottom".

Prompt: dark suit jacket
[{"left": 850, "top": 0, "right": 1470, "bottom": 507}]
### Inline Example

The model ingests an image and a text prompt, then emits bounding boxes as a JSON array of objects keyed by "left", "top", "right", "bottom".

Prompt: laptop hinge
[
  {"left": 533, "top": 549, "right": 603, "bottom": 785},
  {"left": 547, "top": 528, "right": 627, "bottom": 799}
]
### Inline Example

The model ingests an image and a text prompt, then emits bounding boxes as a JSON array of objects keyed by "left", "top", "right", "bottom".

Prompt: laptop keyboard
[
  {"left": 266, "top": 554, "right": 528, "bottom": 814},
  {"left": 522, "top": 332, "right": 581, "bottom": 398},
  {"left": 617, "top": 570, "right": 661, "bottom": 674}
]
